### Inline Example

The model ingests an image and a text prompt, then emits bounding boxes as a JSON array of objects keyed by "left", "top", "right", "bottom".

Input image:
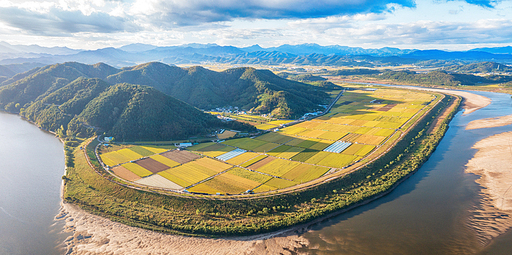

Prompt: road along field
[{"left": 96, "top": 86, "right": 439, "bottom": 195}]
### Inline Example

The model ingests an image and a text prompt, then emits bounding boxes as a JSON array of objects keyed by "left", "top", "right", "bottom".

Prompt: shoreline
[
  {"left": 466, "top": 114, "right": 512, "bottom": 130},
  {"left": 465, "top": 131, "right": 512, "bottom": 245},
  {"left": 55, "top": 92, "right": 461, "bottom": 254}
]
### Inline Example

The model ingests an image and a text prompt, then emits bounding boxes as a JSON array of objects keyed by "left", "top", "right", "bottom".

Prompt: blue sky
[{"left": 0, "top": 0, "right": 510, "bottom": 50}]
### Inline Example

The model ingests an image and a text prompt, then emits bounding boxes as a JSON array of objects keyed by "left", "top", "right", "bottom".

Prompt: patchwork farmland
[{"left": 97, "top": 86, "right": 437, "bottom": 195}]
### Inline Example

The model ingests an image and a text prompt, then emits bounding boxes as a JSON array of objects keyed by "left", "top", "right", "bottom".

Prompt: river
[
  {"left": 0, "top": 90, "right": 511, "bottom": 254},
  {"left": 0, "top": 112, "right": 69, "bottom": 254}
]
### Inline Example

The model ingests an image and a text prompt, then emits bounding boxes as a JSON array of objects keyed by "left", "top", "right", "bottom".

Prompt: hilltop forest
[{"left": 0, "top": 62, "right": 328, "bottom": 140}]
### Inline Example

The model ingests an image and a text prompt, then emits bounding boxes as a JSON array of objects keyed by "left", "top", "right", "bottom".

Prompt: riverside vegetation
[{"left": 61, "top": 91, "right": 459, "bottom": 236}]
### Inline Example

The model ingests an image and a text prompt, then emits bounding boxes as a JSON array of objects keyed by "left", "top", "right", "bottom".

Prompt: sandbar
[
  {"left": 58, "top": 202, "right": 309, "bottom": 255},
  {"left": 466, "top": 114, "right": 512, "bottom": 130},
  {"left": 465, "top": 131, "right": 512, "bottom": 244}
]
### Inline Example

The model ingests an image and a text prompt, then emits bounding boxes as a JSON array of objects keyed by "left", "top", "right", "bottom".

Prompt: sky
[{"left": 0, "top": 0, "right": 510, "bottom": 50}]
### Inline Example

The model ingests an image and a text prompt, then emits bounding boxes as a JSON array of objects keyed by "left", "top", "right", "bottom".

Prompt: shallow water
[
  {"left": 299, "top": 90, "right": 512, "bottom": 254},
  {"left": 0, "top": 113, "right": 69, "bottom": 254}
]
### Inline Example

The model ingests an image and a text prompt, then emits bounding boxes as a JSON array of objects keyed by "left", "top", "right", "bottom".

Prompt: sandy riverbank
[
  {"left": 465, "top": 131, "right": 512, "bottom": 245},
  {"left": 466, "top": 114, "right": 512, "bottom": 130},
  {"left": 57, "top": 202, "right": 309, "bottom": 255}
]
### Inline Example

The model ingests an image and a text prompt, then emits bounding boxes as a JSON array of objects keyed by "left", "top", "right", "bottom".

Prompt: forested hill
[
  {"left": 442, "top": 62, "right": 512, "bottom": 73},
  {"left": 107, "top": 62, "right": 328, "bottom": 118},
  {"left": 375, "top": 70, "right": 512, "bottom": 86},
  {"left": 0, "top": 62, "right": 328, "bottom": 119},
  {"left": 9, "top": 77, "right": 251, "bottom": 141}
]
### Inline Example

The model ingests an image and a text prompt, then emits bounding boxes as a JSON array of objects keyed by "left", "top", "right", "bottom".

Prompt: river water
[
  {"left": 0, "top": 112, "right": 69, "bottom": 254},
  {"left": 0, "top": 90, "right": 511, "bottom": 254},
  {"left": 299, "top": 90, "right": 512, "bottom": 254}
]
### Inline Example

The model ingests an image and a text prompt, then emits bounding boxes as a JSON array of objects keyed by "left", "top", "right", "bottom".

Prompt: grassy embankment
[{"left": 62, "top": 93, "right": 460, "bottom": 237}]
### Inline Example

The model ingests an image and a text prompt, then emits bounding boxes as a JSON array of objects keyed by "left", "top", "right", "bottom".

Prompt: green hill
[
  {"left": 443, "top": 61, "right": 512, "bottom": 73},
  {"left": 376, "top": 70, "right": 512, "bottom": 86},
  {"left": 108, "top": 63, "right": 328, "bottom": 118},
  {"left": 67, "top": 83, "right": 229, "bottom": 140}
]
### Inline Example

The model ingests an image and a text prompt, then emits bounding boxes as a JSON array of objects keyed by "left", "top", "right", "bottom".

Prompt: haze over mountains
[{"left": 1, "top": 42, "right": 512, "bottom": 68}]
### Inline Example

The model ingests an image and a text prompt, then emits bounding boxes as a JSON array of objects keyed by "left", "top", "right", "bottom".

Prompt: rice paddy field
[{"left": 97, "top": 86, "right": 437, "bottom": 195}]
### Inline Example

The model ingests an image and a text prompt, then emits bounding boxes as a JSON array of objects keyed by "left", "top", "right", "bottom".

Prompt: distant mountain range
[{"left": 0, "top": 42, "right": 511, "bottom": 68}]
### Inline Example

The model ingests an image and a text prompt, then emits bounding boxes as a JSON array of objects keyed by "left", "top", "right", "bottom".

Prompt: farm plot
[
  {"left": 281, "top": 164, "right": 330, "bottom": 183},
  {"left": 121, "top": 162, "right": 153, "bottom": 178},
  {"left": 192, "top": 143, "right": 234, "bottom": 157},
  {"left": 255, "top": 132, "right": 295, "bottom": 144},
  {"left": 192, "top": 157, "right": 232, "bottom": 173},
  {"left": 116, "top": 149, "right": 143, "bottom": 162},
  {"left": 158, "top": 162, "right": 218, "bottom": 188},
  {"left": 267, "top": 145, "right": 292, "bottom": 157},
  {"left": 264, "top": 178, "right": 298, "bottom": 189},
  {"left": 246, "top": 156, "right": 275, "bottom": 170},
  {"left": 149, "top": 155, "right": 180, "bottom": 168},
  {"left": 252, "top": 142, "right": 280, "bottom": 153},
  {"left": 291, "top": 149, "right": 320, "bottom": 162},
  {"left": 135, "top": 174, "right": 183, "bottom": 190},
  {"left": 255, "top": 158, "right": 302, "bottom": 177},
  {"left": 311, "top": 153, "right": 358, "bottom": 168},
  {"left": 240, "top": 155, "right": 267, "bottom": 167},
  {"left": 216, "top": 148, "right": 246, "bottom": 161},
  {"left": 276, "top": 146, "right": 305, "bottom": 159},
  {"left": 226, "top": 152, "right": 261, "bottom": 165},
  {"left": 188, "top": 172, "right": 261, "bottom": 194},
  {"left": 354, "top": 134, "right": 387, "bottom": 145},
  {"left": 111, "top": 165, "right": 141, "bottom": 181},
  {"left": 222, "top": 138, "right": 268, "bottom": 150},
  {"left": 323, "top": 141, "right": 352, "bottom": 153},
  {"left": 227, "top": 168, "right": 273, "bottom": 184},
  {"left": 128, "top": 146, "right": 155, "bottom": 157},
  {"left": 161, "top": 150, "right": 201, "bottom": 164},
  {"left": 217, "top": 130, "right": 237, "bottom": 139},
  {"left": 135, "top": 158, "right": 169, "bottom": 174},
  {"left": 141, "top": 145, "right": 170, "bottom": 154}
]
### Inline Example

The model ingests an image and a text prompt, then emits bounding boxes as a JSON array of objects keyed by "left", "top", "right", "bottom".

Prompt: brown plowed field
[
  {"left": 247, "top": 156, "right": 275, "bottom": 170},
  {"left": 161, "top": 150, "right": 201, "bottom": 164},
  {"left": 135, "top": 158, "right": 170, "bottom": 173},
  {"left": 112, "top": 166, "right": 141, "bottom": 181}
]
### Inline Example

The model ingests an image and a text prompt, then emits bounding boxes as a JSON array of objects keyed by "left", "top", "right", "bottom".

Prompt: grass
[{"left": 121, "top": 162, "right": 153, "bottom": 178}]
